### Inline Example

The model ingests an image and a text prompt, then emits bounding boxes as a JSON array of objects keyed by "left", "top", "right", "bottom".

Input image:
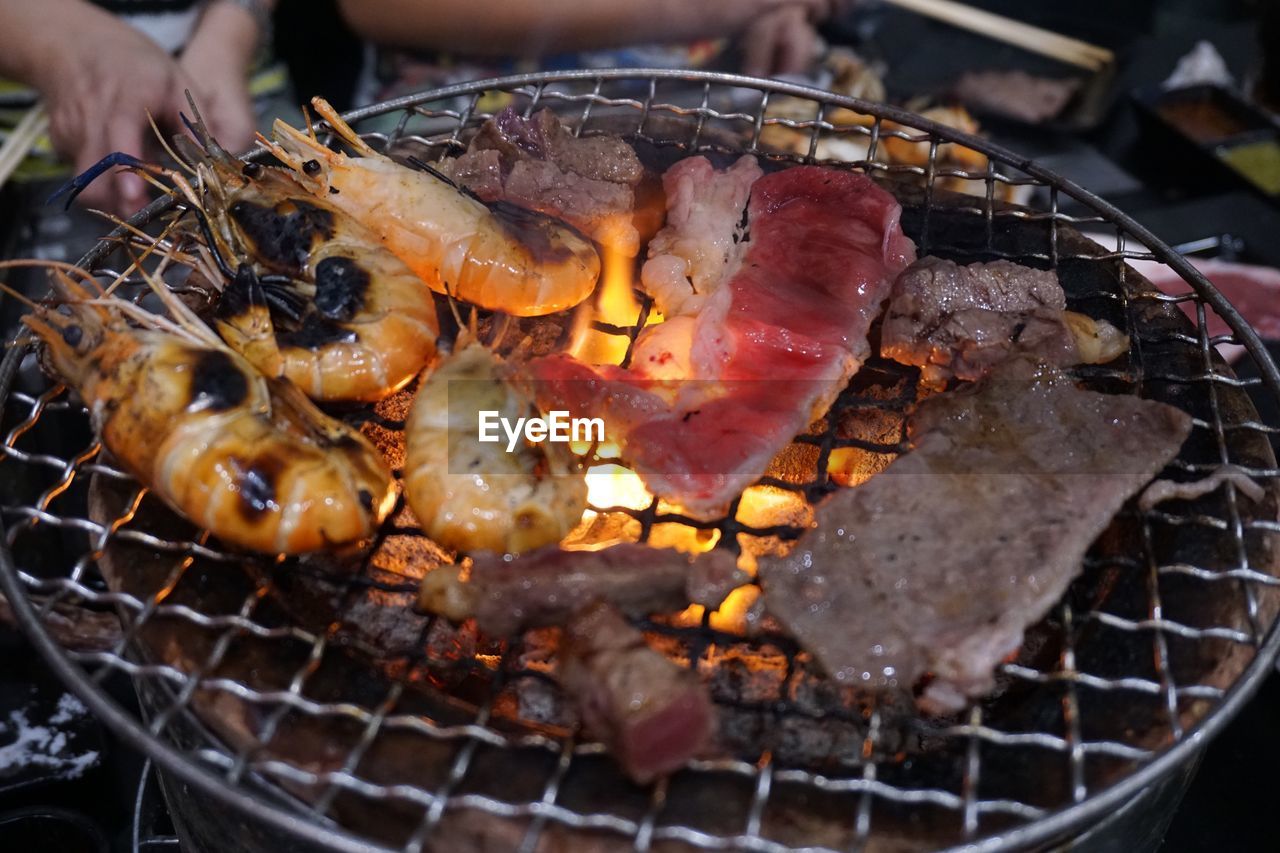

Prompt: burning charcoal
[
  {"left": 417, "top": 544, "right": 744, "bottom": 637},
  {"left": 560, "top": 603, "right": 715, "bottom": 783}
]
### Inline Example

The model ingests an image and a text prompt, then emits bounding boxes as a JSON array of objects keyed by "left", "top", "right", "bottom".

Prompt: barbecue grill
[{"left": 3, "top": 70, "right": 1280, "bottom": 853}]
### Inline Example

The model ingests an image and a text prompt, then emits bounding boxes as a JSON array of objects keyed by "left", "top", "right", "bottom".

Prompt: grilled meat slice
[
  {"left": 532, "top": 163, "right": 916, "bottom": 519},
  {"left": 759, "top": 360, "right": 1193, "bottom": 714},
  {"left": 881, "top": 257, "right": 1125, "bottom": 385},
  {"left": 560, "top": 602, "right": 716, "bottom": 783},
  {"left": 445, "top": 107, "right": 644, "bottom": 255},
  {"left": 418, "top": 544, "right": 745, "bottom": 636}
]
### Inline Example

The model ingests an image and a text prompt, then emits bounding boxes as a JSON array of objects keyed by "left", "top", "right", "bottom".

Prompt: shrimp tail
[{"left": 49, "top": 152, "right": 151, "bottom": 209}]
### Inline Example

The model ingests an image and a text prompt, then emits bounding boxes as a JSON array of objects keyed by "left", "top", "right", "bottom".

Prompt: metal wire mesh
[{"left": 2, "top": 70, "right": 1280, "bottom": 853}]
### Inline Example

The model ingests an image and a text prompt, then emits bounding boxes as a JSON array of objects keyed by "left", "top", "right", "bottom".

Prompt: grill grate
[{"left": 3, "top": 70, "right": 1280, "bottom": 852}]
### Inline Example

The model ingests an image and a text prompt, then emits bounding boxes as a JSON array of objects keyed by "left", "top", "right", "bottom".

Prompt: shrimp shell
[
  {"left": 164, "top": 124, "right": 441, "bottom": 403},
  {"left": 20, "top": 267, "right": 395, "bottom": 554},
  {"left": 265, "top": 98, "right": 601, "bottom": 317},
  {"left": 404, "top": 341, "right": 587, "bottom": 555}
]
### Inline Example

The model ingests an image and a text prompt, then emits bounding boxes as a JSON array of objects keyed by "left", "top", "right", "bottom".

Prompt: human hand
[
  {"left": 33, "top": 13, "right": 194, "bottom": 216},
  {"left": 741, "top": 4, "right": 825, "bottom": 78},
  {"left": 178, "top": 0, "right": 261, "bottom": 157}
]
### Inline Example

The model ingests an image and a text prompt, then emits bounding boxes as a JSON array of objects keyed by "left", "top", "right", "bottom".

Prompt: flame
[
  {"left": 569, "top": 246, "right": 643, "bottom": 366},
  {"left": 585, "top": 460, "right": 651, "bottom": 511}
]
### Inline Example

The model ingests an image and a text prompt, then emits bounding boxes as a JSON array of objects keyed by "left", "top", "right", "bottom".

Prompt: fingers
[
  {"left": 741, "top": 16, "right": 776, "bottom": 78},
  {"left": 773, "top": 9, "right": 822, "bottom": 75},
  {"left": 741, "top": 6, "right": 822, "bottom": 77},
  {"left": 106, "top": 117, "right": 150, "bottom": 215}
]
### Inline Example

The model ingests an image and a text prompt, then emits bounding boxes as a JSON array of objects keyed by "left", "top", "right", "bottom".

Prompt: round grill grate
[{"left": 2, "top": 70, "right": 1280, "bottom": 852}]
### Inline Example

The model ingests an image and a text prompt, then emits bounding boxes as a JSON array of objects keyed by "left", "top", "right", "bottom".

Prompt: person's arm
[
  {"left": 0, "top": 0, "right": 191, "bottom": 213},
  {"left": 179, "top": 0, "right": 278, "bottom": 154},
  {"left": 335, "top": 0, "right": 833, "bottom": 57}
]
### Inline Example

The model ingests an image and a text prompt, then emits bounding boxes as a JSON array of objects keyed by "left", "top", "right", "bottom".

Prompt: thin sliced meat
[
  {"left": 417, "top": 544, "right": 745, "bottom": 636},
  {"left": 1139, "top": 257, "right": 1280, "bottom": 345},
  {"left": 445, "top": 107, "right": 644, "bottom": 255},
  {"left": 560, "top": 602, "right": 716, "bottom": 783},
  {"left": 531, "top": 163, "right": 916, "bottom": 518},
  {"left": 759, "top": 359, "right": 1192, "bottom": 715}
]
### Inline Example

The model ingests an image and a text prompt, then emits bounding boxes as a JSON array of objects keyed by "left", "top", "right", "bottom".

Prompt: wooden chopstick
[
  {"left": 0, "top": 103, "right": 49, "bottom": 191},
  {"left": 881, "top": 0, "right": 1114, "bottom": 72}
]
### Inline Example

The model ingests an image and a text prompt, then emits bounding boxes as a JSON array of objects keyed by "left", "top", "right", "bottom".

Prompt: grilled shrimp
[
  {"left": 264, "top": 98, "right": 601, "bottom": 317},
  {"left": 404, "top": 339, "right": 587, "bottom": 555},
  {"left": 105, "top": 110, "right": 440, "bottom": 403},
  {"left": 9, "top": 262, "right": 396, "bottom": 554}
]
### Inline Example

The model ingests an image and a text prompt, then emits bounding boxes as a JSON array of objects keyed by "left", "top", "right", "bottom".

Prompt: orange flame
[{"left": 569, "top": 247, "right": 642, "bottom": 366}]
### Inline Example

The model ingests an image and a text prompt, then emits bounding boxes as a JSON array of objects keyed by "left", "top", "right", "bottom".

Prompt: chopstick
[
  {"left": 0, "top": 103, "right": 49, "bottom": 191},
  {"left": 881, "top": 0, "right": 1114, "bottom": 72}
]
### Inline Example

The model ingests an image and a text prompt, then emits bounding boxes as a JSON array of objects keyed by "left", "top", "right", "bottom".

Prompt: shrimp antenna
[
  {"left": 92, "top": 209, "right": 193, "bottom": 265},
  {"left": 302, "top": 103, "right": 317, "bottom": 143},
  {"left": 403, "top": 156, "right": 483, "bottom": 203},
  {"left": 121, "top": 244, "right": 220, "bottom": 348},
  {"left": 105, "top": 217, "right": 183, "bottom": 298},
  {"left": 147, "top": 110, "right": 196, "bottom": 176},
  {"left": 0, "top": 277, "right": 44, "bottom": 311},
  {"left": 180, "top": 91, "right": 246, "bottom": 169},
  {"left": 484, "top": 312, "right": 512, "bottom": 351},
  {"left": 0, "top": 259, "right": 105, "bottom": 291}
]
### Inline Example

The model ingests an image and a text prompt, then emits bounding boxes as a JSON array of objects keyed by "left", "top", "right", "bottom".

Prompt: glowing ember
[
  {"left": 735, "top": 485, "right": 810, "bottom": 530},
  {"left": 677, "top": 584, "right": 759, "bottom": 632}
]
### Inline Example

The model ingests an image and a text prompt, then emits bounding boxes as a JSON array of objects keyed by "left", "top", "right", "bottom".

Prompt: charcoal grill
[{"left": 3, "top": 69, "right": 1280, "bottom": 852}]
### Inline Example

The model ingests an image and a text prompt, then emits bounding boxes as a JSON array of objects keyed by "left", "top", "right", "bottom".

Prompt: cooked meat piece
[
  {"left": 532, "top": 164, "right": 916, "bottom": 519},
  {"left": 560, "top": 602, "right": 716, "bottom": 783},
  {"left": 953, "top": 70, "right": 1082, "bottom": 125},
  {"left": 418, "top": 544, "right": 745, "bottom": 636},
  {"left": 881, "top": 257, "right": 1125, "bottom": 384},
  {"left": 640, "top": 154, "right": 762, "bottom": 317},
  {"left": 1139, "top": 464, "right": 1266, "bottom": 512},
  {"left": 759, "top": 360, "right": 1193, "bottom": 715},
  {"left": 445, "top": 107, "right": 645, "bottom": 255}
]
